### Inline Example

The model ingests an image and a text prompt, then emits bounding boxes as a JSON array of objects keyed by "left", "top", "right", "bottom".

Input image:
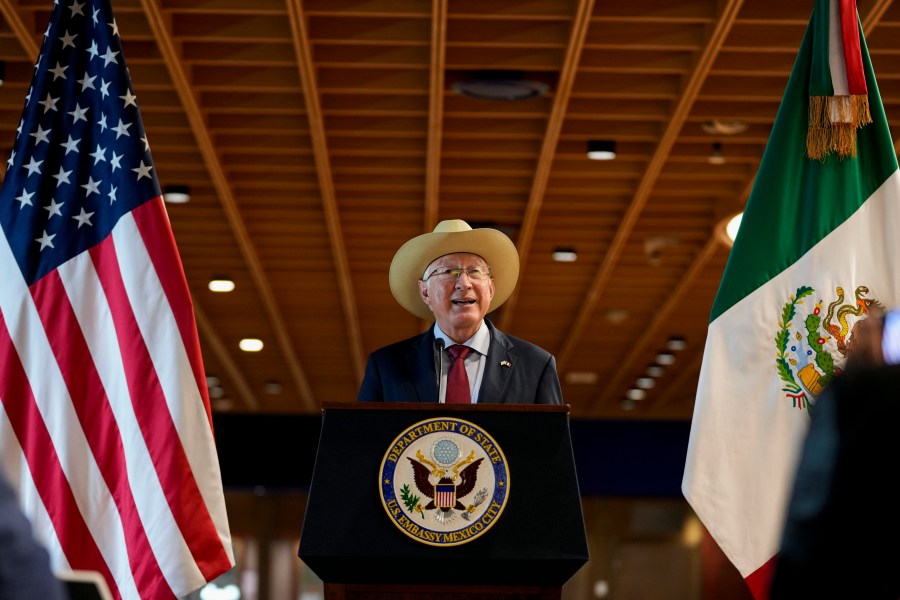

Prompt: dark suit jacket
[
  {"left": 769, "top": 364, "right": 900, "bottom": 599},
  {"left": 0, "top": 472, "right": 65, "bottom": 600},
  {"left": 357, "top": 320, "right": 563, "bottom": 404}
]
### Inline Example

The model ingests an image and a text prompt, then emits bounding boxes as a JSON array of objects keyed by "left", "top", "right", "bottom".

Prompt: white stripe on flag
[
  {"left": 0, "top": 229, "right": 140, "bottom": 598},
  {"left": 56, "top": 238, "right": 201, "bottom": 593},
  {"left": 112, "top": 214, "right": 233, "bottom": 558},
  {"left": 828, "top": 0, "right": 849, "bottom": 96}
]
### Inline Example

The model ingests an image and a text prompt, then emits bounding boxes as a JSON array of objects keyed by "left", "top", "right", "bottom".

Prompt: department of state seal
[{"left": 379, "top": 417, "right": 509, "bottom": 546}]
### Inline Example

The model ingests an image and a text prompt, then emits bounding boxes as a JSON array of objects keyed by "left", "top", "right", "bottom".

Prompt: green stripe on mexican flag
[{"left": 682, "top": 0, "right": 900, "bottom": 597}]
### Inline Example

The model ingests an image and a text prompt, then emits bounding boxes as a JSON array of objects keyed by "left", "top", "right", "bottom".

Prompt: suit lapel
[
  {"left": 480, "top": 321, "right": 514, "bottom": 404},
  {"left": 408, "top": 331, "right": 439, "bottom": 403}
]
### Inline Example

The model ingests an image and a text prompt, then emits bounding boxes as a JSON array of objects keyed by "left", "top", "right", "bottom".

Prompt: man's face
[{"left": 418, "top": 252, "right": 495, "bottom": 339}]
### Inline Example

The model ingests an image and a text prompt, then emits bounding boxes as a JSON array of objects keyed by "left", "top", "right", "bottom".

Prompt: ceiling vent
[
  {"left": 452, "top": 70, "right": 549, "bottom": 101},
  {"left": 701, "top": 119, "right": 748, "bottom": 136}
]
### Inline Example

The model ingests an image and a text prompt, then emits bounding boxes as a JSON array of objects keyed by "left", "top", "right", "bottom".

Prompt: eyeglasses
[{"left": 422, "top": 265, "right": 491, "bottom": 282}]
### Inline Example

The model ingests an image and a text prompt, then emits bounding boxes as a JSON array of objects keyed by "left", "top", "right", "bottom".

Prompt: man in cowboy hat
[{"left": 357, "top": 219, "right": 563, "bottom": 405}]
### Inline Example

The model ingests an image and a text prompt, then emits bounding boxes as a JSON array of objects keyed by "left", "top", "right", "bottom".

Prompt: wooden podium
[{"left": 298, "top": 402, "right": 589, "bottom": 600}]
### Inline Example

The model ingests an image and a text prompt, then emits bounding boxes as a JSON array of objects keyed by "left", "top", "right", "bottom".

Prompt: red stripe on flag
[
  {"left": 132, "top": 198, "right": 212, "bottom": 427},
  {"left": 746, "top": 555, "right": 776, "bottom": 600},
  {"left": 0, "top": 311, "right": 119, "bottom": 599},
  {"left": 839, "top": 0, "right": 866, "bottom": 94},
  {"left": 29, "top": 271, "right": 173, "bottom": 599},
  {"left": 88, "top": 237, "right": 231, "bottom": 580}
]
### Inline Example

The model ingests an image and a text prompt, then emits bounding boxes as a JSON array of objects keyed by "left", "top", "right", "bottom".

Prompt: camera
[{"left": 882, "top": 310, "right": 900, "bottom": 365}]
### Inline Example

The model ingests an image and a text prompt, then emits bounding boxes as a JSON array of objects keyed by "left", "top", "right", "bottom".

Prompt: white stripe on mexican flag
[{"left": 682, "top": 0, "right": 900, "bottom": 597}]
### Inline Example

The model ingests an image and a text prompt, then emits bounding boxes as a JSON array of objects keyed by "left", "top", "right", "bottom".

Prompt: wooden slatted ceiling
[{"left": 0, "top": 0, "right": 897, "bottom": 418}]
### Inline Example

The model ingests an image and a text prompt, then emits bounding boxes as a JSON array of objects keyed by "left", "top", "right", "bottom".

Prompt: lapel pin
[{"left": 499, "top": 360, "right": 512, "bottom": 368}]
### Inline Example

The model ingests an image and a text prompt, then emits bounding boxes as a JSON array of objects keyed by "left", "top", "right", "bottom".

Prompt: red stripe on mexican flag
[{"left": 682, "top": 1, "right": 900, "bottom": 598}]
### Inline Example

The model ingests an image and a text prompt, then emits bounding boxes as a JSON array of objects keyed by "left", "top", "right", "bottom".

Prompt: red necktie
[{"left": 446, "top": 345, "right": 472, "bottom": 404}]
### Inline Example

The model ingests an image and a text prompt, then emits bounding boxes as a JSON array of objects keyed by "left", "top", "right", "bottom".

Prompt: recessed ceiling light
[
  {"left": 205, "top": 375, "right": 220, "bottom": 387},
  {"left": 239, "top": 338, "right": 263, "bottom": 352},
  {"left": 162, "top": 184, "right": 191, "bottom": 204},
  {"left": 208, "top": 278, "right": 235, "bottom": 293},
  {"left": 646, "top": 365, "right": 665, "bottom": 378},
  {"left": 667, "top": 337, "right": 687, "bottom": 351},
  {"left": 626, "top": 388, "right": 646, "bottom": 401},
  {"left": 552, "top": 248, "right": 577, "bottom": 262},
  {"left": 620, "top": 398, "right": 636, "bottom": 410},
  {"left": 264, "top": 381, "right": 283, "bottom": 395},
  {"left": 635, "top": 377, "right": 656, "bottom": 389},
  {"left": 587, "top": 140, "right": 616, "bottom": 160},
  {"left": 656, "top": 352, "right": 676, "bottom": 365}
]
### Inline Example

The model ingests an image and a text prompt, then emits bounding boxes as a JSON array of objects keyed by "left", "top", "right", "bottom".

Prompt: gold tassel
[
  {"left": 806, "top": 96, "right": 830, "bottom": 160},
  {"left": 830, "top": 124, "right": 856, "bottom": 159},
  {"left": 850, "top": 94, "right": 871, "bottom": 128},
  {"left": 806, "top": 95, "right": 869, "bottom": 160}
]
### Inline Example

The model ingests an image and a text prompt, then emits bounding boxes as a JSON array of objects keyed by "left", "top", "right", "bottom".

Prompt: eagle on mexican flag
[{"left": 682, "top": 0, "right": 900, "bottom": 597}]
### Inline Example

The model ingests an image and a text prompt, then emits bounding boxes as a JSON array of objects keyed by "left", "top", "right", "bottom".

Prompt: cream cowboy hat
[{"left": 389, "top": 220, "right": 520, "bottom": 320}]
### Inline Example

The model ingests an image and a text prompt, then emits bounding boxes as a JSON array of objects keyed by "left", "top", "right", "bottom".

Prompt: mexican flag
[{"left": 682, "top": 0, "right": 900, "bottom": 597}]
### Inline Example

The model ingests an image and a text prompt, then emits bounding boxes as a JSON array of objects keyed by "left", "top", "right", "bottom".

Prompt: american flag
[
  {"left": 0, "top": 0, "right": 235, "bottom": 598},
  {"left": 435, "top": 483, "right": 455, "bottom": 508}
]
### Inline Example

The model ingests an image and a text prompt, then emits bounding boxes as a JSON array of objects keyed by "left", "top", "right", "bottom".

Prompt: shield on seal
[{"left": 434, "top": 482, "right": 456, "bottom": 508}]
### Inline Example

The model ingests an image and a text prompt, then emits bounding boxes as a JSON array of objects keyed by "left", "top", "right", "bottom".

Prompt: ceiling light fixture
[
  {"left": 0, "top": 61, "right": 5, "bottom": 86},
  {"left": 625, "top": 388, "right": 646, "bottom": 401},
  {"left": 587, "top": 140, "right": 616, "bottom": 160},
  {"left": 701, "top": 118, "right": 748, "bottom": 136},
  {"left": 452, "top": 70, "right": 549, "bottom": 101},
  {"left": 635, "top": 377, "right": 656, "bottom": 389},
  {"left": 708, "top": 142, "right": 725, "bottom": 165},
  {"left": 208, "top": 278, "right": 235, "bottom": 293},
  {"left": 656, "top": 352, "right": 676, "bottom": 366},
  {"left": 667, "top": 337, "right": 687, "bottom": 351},
  {"left": 163, "top": 184, "right": 191, "bottom": 204},
  {"left": 725, "top": 212, "right": 743, "bottom": 243},
  {"left": 552, "top": 247, "right": 577, "bottom": 262},
  {"left": 715, "top": 211, "right": 744, "bottom": 247},
  {"left": 239, "top": 338, "right": 263, "bottom": 352},
  {"left": 646, "top": 365, "right": 665, "bottom": 378}
]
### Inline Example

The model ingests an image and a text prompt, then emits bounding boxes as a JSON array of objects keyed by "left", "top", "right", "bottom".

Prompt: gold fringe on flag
[{"left": 806, "top": 94, "right": 871, "bottom": 160}]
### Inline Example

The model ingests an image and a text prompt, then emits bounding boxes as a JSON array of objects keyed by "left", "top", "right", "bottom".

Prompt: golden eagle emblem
[
  {"left": 380, "top": 417, "right": 509, "bottom": 546},
  {"left": 775, "top": 284, "right": 882, "bottom": 410}
]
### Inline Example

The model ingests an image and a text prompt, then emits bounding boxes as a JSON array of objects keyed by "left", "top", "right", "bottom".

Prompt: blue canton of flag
[{"left": 1, "top": 0, "right": 159, "bottom": 284}]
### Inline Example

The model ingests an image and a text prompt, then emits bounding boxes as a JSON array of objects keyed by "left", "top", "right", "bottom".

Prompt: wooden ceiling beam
[
  {"left": 286, "top": 0, "right": 366, "bottom": 387},
  {"left": 495, "top": 0, "right": 596, "bottom": 332},
  {"left": 0, "top": 0, "right": 39, "bottom": 60},
  {"left": 589, "top": 237, "right": 723, "bottom": 413},
  {"left": 423, "top": 0, "right": 447, "bottom": 232},
  {"left": 139, "top": 0, "right": 311, "bottom": 411},
  {"left": 554, "top": 0, "right": 746, "bottom": 375}
]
